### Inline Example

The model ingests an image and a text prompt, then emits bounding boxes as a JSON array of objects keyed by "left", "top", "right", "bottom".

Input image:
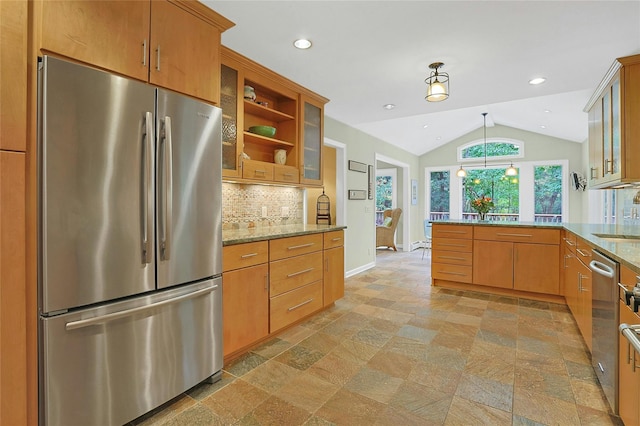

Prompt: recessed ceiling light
[
  {"left": 544, "top": 109, "right": 551, "bottom": 113},
  {"left": 540, "top": 125, "right": 547, "bottom": 129},
  {"left": 423, "top": 124, "right": 429, "bottom": 128},
  {"left": 293, "top": 39, "right": 312, "bottom": 49},
  {"left": 436, "top": 136, "right": 442, "bottom": 140},
  {"left": 529, "top": 77, "right": 546, "bottom": 85},
  {"left": 383, "top": 104, "right": 395, "bottom": 110}
]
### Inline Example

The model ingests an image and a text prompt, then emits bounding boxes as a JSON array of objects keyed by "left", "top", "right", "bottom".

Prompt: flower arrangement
[{"left": 471, "top": 195, "right": 494, "bottom": 220}]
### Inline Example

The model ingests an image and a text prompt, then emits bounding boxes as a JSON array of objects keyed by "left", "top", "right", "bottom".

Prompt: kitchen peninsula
[
  {"left": 431, "top": 220, "right": 640, "bottom": 298},
  {"left": 222, "top": 224, "right": 346, "bottom": 361}
]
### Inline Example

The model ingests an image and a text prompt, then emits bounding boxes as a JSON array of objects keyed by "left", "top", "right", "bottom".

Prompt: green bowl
[{"left": 248, "top": 125, "right": 276, "bottom": 138}]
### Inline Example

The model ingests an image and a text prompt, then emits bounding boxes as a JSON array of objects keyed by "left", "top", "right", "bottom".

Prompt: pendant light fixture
[
  {"left": 425, "top": 62, "right": 449, "bottom": 102},
  {"left": 456, "top": 112, "right": 519, "bottom": 178}
]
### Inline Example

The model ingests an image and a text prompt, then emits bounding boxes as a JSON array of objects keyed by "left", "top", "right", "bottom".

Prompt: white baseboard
[{"left": 346, "top": 261, "right": 375, "bottom": 278}]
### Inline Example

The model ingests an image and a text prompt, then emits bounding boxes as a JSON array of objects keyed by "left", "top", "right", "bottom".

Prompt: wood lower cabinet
[
  {"left": 619, "top": 264, "right": 640, "bottom": 426},
  {"left": 222, "top": 241, "right": 269, "bottom": 357},
  {"left": 38, "top": 0, "right": 233, "bottom": 104},
  {"left": 472, "top": 226, "right": 560, "bottom": 294},
  {"left": 220, "top": 47, "right": 328, "bottom": 184},
  {"left": 269, "top": 234, "right": 324, "bottom": 333},
  {"left": 323, "top": 230, "right": 345, "bottom": 306},
  {"left": 431, "top": 224, "right": 473, "bottom": 284}
]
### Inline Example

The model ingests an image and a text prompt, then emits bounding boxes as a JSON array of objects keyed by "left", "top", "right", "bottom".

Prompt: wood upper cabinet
[
  {"left": 1, "top": 0, "right": 28, "bottom": 151},
  {"left": 299, "top": 95, "right": 324, "bottom": 186},
  {"left": 220, "top": 47, "right": 328, "bottom": 185},
  {"left": 38, "top": 0, "right": 233, "bottom": 103},
  {"left": 586, "top": 53, "right": 640, "bottom": 188}
]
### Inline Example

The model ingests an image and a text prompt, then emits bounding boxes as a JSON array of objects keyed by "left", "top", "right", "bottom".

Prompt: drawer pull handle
[
  {"left": 241, "top": 253, "right": 258, "bottom": 258},
  {"left": 283, "top": 173, "right": 294, "bottom": 177},
  {"left": 439, "top": 230, "right": 466, "bottom": 234},
  {"left": 576, "top": 248, "right": 590, "bottom": 257},
  {"left": 288, "top": 298, "right": 314, "bottom": 312},
  {"left": 287, "top": 267, "right": 314, "bottom": 278},
  {"left": 496, "top": 233, "right": 533, "bottom": 238},
  {"left": 563, "top": 238, "right": 575, "bottom": 246},
  {"left": 254, "top": 169, "right": 267, "bottom": 174},
  {"left": 438, "top": 271, "right": 466, "bottom": 276},
  {"left": 440, "top": 243, "right": 464, "bottom": 247},
  {"left": 331, "top": 237, "right": 342, "bottom": 242},
  {"left": 288, "top": 243, "right": 314, "bottom": 250},
  {"left": 438, "top": 256, "right": 465, "bottom": 261}
]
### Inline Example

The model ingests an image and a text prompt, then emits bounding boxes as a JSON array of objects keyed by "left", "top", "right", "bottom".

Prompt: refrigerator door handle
[
  {"left": 160, "top": 116, "right": 173, "bottom": 260},
  {"left": 65, "top": 284, "right": 219, "bottom": 331},
  {"left": 142, "top": 111, "right": 154, "bottom": 264}
]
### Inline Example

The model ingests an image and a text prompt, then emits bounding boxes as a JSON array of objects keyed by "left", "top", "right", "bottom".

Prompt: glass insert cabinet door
[
  {"left": 221, "top": 64, "right": 241, "bottom": 178},
  {"left": 300, "top": 96, "right": 323, "bottom": 185}
]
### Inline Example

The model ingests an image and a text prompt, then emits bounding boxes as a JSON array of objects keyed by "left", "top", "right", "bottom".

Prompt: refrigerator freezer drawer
[{"left": 40, "top": 278, "right": 222, "bottom": 426}]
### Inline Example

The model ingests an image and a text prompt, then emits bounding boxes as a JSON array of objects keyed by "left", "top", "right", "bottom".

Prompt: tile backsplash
[{"left": 222, "top": 183, "right": 304, "bottom": 229}]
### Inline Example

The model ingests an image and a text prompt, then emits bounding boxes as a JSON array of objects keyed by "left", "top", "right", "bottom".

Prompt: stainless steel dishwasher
[{"left": 590, "top": 249, "right": 620, "bottom": 414}]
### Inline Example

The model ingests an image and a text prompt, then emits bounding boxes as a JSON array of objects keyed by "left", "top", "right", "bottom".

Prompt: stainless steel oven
[{"left": 590, "top": 249, "right": 620, "bottom": 414}]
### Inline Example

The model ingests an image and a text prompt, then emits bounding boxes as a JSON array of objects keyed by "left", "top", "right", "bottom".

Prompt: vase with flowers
[{"left": 471, "top": 195, "right": 494, "bottom": 221}]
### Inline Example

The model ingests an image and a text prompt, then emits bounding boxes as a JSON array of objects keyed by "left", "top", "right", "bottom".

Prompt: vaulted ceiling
[{"left": 205, "top": 1, "right": 640, "bottom": 156}]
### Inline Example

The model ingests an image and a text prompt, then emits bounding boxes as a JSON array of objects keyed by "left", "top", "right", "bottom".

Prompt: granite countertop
[
  {"left": 223, "top": 224, "right": 347, "bottom": 246},
  {"left": 431, "top": 219, "right": 640, "bottom": 274}
]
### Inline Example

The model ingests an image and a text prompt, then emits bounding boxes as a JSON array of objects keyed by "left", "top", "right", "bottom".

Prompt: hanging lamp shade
[
  {"left": 425, "top": 62, "right": 449, "bottom": 102},
  {"left": 456, "top": 166, "right": 467, "bottom": 178},
  {"left": 505, "top": 163, "right": 518, "bottom": 176}
]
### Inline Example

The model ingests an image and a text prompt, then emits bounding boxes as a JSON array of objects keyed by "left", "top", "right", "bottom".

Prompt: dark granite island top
[
  {"left": 223, "top": 224, "right": 347, "bottom": 246},
  {"left": 430, "top": 220, "right": 640, "bottom": 275}
]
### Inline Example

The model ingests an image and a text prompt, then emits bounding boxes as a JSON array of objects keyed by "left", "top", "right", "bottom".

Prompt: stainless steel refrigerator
[{"left": 37, "top": 56, "right": 223, "bottom": 426}]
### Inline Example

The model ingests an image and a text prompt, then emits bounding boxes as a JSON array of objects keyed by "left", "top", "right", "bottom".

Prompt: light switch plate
[
  {"left": 261, "top": 206, "right": 267, "bottom": 217},
  {"left": 281, "top": 206, "right": 289, "bottom": 217}
]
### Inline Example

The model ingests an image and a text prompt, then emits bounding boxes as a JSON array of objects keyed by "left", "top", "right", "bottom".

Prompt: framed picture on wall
[
  {"left": 368, "top": 165, "right": 374, "bottom": 199},
  {"left": 411, "top": 179, "right": 418, "bottom": 205}
]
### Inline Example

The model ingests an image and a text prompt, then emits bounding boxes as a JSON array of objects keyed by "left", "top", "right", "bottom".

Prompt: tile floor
[{"left": 131, "top": 248, "right": 621, "bottom": 426}]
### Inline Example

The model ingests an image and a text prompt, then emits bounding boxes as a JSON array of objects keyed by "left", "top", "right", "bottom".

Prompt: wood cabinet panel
[
  {"left": 431, "top": 264, "right": 473, "bottom": 284},
  {"left": 273, "top": 164, "right": 299, "bottom": 184},
  {"left": 432, "top": 224, "right": 473, "bottom": 239},
  {"left": 324, "top": 246, "right": 344, "bottom": 306},
  {"left": 270, "top": 251, "right": 323, "bottom": 297},
  {"left": 269, "top": 234, "right": 322, "bottom": 261},
  {"left": 432, "top": 249, "right": 472, "bottom": 266},
  {"left": 323, "top": 230, "right": 344, "bottom": 249},
  {"left": 432, "top": 238, "right": 473, "bottom": 252},
  {"left": 577, "top": 259, "right": 592, "bottom": 351},
  {"left": 0, "top": 151, "right": 27, "bottom": 425},
  {"left": 222, "top": 241, "right": 268, "bottom": 272},
  {"left": 270, "top": 281, "right": 323, "bottom": 333},
  {"left": 222, "top": 264, "right": 269, "bottom": 357},
  {"left": 0, "top": 0, "right": 27, "bottom": 151},
  {"left": 619, "top": 302, "right": 640, "bottom": 426},
  {"left": 149, "top": 0, "right": 221, "bottom": 103},
  {"left": 473, "top": 240, "right": 513, "bottom": 289},
  {"left": 474, "top": 226, "right": 560, "bottom": 245},
  {"left": 40, "top": 1, "right": 150, "bottom": 82},
  {"left": 242, "top": 159, "right": 274, "bottom": 181},
  {"left": 514, "top": 243, "right": 560, "bottom": 294}
]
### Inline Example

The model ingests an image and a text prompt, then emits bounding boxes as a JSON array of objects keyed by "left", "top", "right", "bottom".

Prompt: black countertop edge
[
  {"left": 223, "top": 225, "right": 347, "bottom": 246},
  {"left": 430, "top": 220, "right": 640, "bottom": 275}
]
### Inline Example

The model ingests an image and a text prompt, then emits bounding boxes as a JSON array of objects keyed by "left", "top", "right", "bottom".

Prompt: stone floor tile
[
  {"left": 444, "top": 395, "right": 511, "bottom": 426},
  {"left": 314, "top": 388, "right": 388, "bottom": 424},
  {"left": 512, "top": 386, "right": 581, "bottom": 425},
  {"left": 344, "top": 366, "right": 404, "bottom": 403},
  {"left": 275, "top": 371, "right": 340, "bottom": 413},
  {"left": 201, "top": 379, "right": 270, "bottom": 424}
]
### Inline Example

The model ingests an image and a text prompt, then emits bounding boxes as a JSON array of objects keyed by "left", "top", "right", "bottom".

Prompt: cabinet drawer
[
  {"left": 432, "top": 263, "right": 473, "bottom": 284},
  {"left": 432, "top": 224, "right": 473, "bottom": 239},
  {"left": 242, "top": 160, "right": 274, "bottom": 181},
  {"left": 274, "top": 164, "right": 300, "bottom": 184},
  {"left": 270, "top": 281, "right": 323, "bottom": 332},
  {"left": 223, "top": 241, "right": 269, "bottom": 272},
  {"left": 432, "top": 238, "right": 472, "bottom": 253},
  {"left": 270, "top": 234, "right": 323, "bottom": 261},
  {"left": 562, "top": 231, "right": 577, "bottom": 253},
  {"left": 270, "top": 251, "right": 323, "bottom": 297},
  {"left": 576, "top": 237, "right": 593, "bottom": 265},
  {"left": 474, "top": 226, "right": 560, "bottom": 244},
  {"left": 324, "top": 230, "right": 344, "bottom": 249},
  {"left": 432, "top": 249, "right": 472, "bottom": 266}
]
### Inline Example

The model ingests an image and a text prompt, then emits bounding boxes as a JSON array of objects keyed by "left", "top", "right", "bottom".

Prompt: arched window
[{"left": 457, "top": 138, "right": 524, "bottom": 162}]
